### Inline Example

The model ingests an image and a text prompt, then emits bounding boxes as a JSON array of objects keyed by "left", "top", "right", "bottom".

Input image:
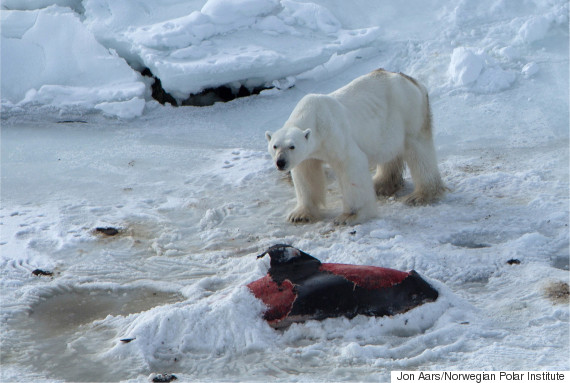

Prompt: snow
[
  {"left": 449, "top": 47, "right": 484, "bottom": 86},
  {"left": 201, "top": 0, "right": 279, "bottom": 24},
  {"left": 519, "top": 15, "right": 554, "bottom": 43},
  {"left": 95, "top": 97, "right": 147, "bottom": 120},
  {"left": 1, "top": 0, "right": 569, "bottom": 382},
  {"left": 1, "top": 6, "right": 146, "bottom": 116},
  {"left": 78, "top": 0, "right": 382, "bottom": 102}
]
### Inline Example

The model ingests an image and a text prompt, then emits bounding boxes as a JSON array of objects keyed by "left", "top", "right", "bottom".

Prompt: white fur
[{"left": 266, "top": 69, "right": 446, "bottom": 224}]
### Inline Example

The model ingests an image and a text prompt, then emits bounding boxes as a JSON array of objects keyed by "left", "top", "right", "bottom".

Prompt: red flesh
[
  {"left": 247, "top": 276, "right": 296, "bottom": 325},
  {"left": 318, "top": 263, "right": 409, "bottom": 289}
]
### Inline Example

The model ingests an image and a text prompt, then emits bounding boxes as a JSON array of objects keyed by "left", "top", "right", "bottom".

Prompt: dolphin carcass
[{"left": 247, "top": 244, "right": 438, "bottom": 328}]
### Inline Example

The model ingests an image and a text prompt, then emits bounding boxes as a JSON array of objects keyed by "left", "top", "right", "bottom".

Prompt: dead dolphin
[{"left": 247, "top": 244, "right": 438, "bottom": 328}]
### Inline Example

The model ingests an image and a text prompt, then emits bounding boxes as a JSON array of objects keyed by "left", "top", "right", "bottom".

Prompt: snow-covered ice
[
  {"left": 1, "top": 0, "right": 568, "bottom": 382},
  {"left": 1, "top": 6, "right": 147, "bottom": 117}
]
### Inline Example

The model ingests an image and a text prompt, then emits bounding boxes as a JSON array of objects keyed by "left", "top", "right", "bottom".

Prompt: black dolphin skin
[{"left": 248, "top": 244, "right": 439, "bottom": 328}]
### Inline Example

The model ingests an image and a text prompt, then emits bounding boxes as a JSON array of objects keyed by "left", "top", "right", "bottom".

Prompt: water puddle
[
  {"left": 4, "top": 286, "right": 183, "bottom": 382},
  {"left": 30, "top": 287, "right": 181, "bottom": 334},
  {"left": 442, "top": 231, "right": 497, "bottom": 249},
  {"left": 551, "top": 251, "right": 569, "bottom": 271}
]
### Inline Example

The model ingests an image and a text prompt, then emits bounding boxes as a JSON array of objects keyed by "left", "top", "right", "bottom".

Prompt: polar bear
[{"left": 265, "top": 69, "right": 446, "bottom": 224}]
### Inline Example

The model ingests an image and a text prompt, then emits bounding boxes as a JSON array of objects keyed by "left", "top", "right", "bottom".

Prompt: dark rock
[
  {"left": 181, "top": 84, "right": 271, "bottom": 106},
  {"left": 32, "top": 269, "right": 53, "bottom": 277},
  {"left": 141, "top": 68, "right": 178, "bottom": 106},
  {"left": 150, "top": 373, "right": 178, "bottom": 382},
  {"left": 95, "top": 227, "right": 120, "bottom": 236},
  {"left": 140, "top": 67, "right": 273, "bottom": 107}
]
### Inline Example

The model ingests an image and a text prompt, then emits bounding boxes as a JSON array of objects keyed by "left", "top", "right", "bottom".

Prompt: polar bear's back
[
  {"left": 328, "top": 69, "right": 429, "bottom": 162},
  {"left": 331, "top": 69, "right": 427, "bottom": 123}
]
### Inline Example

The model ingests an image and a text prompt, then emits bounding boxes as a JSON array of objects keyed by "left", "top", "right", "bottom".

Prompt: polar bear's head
[{"left": 265, "top": 127, "right": 312, "bottom": 172}]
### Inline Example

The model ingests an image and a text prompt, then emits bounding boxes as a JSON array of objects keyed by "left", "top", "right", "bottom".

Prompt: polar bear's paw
[
  {"left": 287, "top": 207, "right": 316, "bottom": 223},
  {"left": 405, "top": 190, "right": 443, "bottom": 206},
  {"left": 334, "top": 212, "right": 358, "bottom": 226},
  {"left": 404, "top": 192, "right": 430, "bottom": 206},
  {"left": 375, "top": 181, "right": 403, "bottom": 197},
  {"left": 405, "top": 185, "right": 447, "bottom": 206}
]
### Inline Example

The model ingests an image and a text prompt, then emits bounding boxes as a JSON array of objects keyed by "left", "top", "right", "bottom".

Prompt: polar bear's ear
[
  {"left": 303, "top": 129, "right": 311, "bottom": 140},
  {"left": 265, "top": 131, "right": 272, "bottom": 142}
]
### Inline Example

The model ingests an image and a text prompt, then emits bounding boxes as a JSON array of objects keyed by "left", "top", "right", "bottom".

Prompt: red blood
[
  {"left": 247, "top": 276, "right": 296, "bottom": 323},
  {"left": 319, "top": 263, "right": 409, "bottom": 290}
]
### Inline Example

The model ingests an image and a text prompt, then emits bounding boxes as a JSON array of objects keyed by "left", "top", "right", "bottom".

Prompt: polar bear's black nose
[{"left": 276, "top": 158, "right": 287, "bottom": 170}]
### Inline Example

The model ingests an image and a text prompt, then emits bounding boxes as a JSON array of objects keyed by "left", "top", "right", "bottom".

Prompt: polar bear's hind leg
[
  {"left": 374, "top": 156, "right": 405, "bottom": 197},
  {"left": 404, "top": 135, "right": 446, "bottom": 205},
  {"left": 403, "top": 90, "right": 447, "bottom": 205}
]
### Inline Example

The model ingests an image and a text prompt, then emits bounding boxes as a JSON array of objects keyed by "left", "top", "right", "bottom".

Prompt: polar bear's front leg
[
  {"left": 333, "top": 153, "right": 378, "bottom": 225},
  {"left": 288, "top": 159, "right": 326, "bottom": 223}
]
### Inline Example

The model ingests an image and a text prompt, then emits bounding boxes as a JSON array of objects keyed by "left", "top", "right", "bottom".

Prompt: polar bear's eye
[
  {"left": 289, "top": 145, "right": 295, "bottom": 150},
  {"left": 273, "top": 145, "right": 278, "bottom": 149}
]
